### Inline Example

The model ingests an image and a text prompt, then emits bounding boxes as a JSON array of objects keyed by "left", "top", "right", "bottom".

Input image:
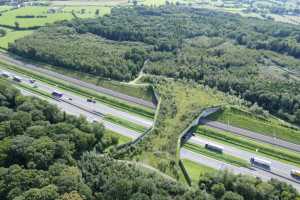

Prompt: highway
[
  {"left": 201, "top": 119, "right": 300, "bottom": 153},
  {"left": 0, "top": 53, "right": 156, "bottom": 109},
  {"left": 180, "top": 148, "right": 300, "bottom": 191},
  {"left": 0, "top": 67, "right": 153, "bottom": 128},
  {"left": 20, "top": 88, "right": 141, "bottom": 139},
  {"left": 189, "top": 136, "right": 300, "bottom": 184},
  {"left": 18, "top": 80, "right": 300, "bottom": 191}
]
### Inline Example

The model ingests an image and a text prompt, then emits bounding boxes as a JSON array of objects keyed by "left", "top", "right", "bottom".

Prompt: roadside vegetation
[
  {"left": 0, "top": 61, "right": 155, "bottom": 119},
  {"left": 208, "top": 106, "right": 300, "bottom": 145},
  {"left": 104, "top": 115, "right": 148, "bottom": 133},
  {"left": 196, "top": 126, "right": 300, "bottom": 167},
  {"left": 182, "top": 159, "right": 216, "bottom": 183},
  {"left": 184, "top": 143, "right": 250, "bottom": 168},
  {"left": 119, "top": 78, "right": 222, "bottom": 179}
]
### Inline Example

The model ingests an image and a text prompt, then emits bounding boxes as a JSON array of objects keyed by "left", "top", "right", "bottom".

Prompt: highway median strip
[
  {"left": 196, "top": 126, "right": 300, "bottom": 167},
  {"left": 184, "top": 142, "right": 251, "bottom": 169},
  {"left": 0, "top": 61, "right": 155, "bottom": 119}
]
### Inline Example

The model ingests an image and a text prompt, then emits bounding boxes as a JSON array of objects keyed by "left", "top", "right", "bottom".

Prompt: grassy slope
[
  {"left": 132, "top": 79, "right": 222, "bottom": 179},
  {"left": 182, "top": 159, "right": 216, "bottom": 183},
  {"left": 196, "top": 125, "right": 300, "bottom": 167},
  {"left": 33, "top": 61, "right": 154, "bottom": 102},
  {"left": 208, "top": 106, "right": 300, "bottom": 145},
  {"left": 105, "top": 130, "right": 132, "bottom": 145}
]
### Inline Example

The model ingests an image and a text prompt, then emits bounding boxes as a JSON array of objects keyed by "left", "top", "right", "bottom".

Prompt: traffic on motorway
[
  {"left": 187, "top": 135, "right": 300, "bottom": 187},
  {"left": 0, "top": 69, "right": 153, "bottom": 128}
]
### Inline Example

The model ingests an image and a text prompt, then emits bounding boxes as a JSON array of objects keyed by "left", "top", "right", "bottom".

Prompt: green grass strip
[
  {"left": 0, "top": 61, "right": 155, "bottom": 119},
  {"left": 184, "top": 143, "right": 251, "bottom": 168},
  {"left": 104, "top": 114, "right": 148, "bottom": 133},
  {"left": 196, "top": 126, "right": 300, "bottom": 167}
]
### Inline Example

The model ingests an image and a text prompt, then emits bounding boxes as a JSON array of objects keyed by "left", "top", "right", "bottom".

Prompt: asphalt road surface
[
  {"left": 189, "top": 136, "right": 300, "bottom": 184},
  {"left": 20, "top": 88, "right": 141, "bottom": 139},
  {"left": 201, "top": 119, "right": 300, "bottom": 153},
  {"left": 0, "top": 53, "right": 156, "bottom": 109},
  {"left": 1, "top": 67, "right": 153, "bottom": 128},
  {"left": 180, "top": 148, "right": 300, "bottom": 191}
]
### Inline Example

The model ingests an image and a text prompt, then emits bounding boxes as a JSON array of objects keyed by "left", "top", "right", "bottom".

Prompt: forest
[{"left": 8, "top": 5, "right": 300, "bottom": 124}]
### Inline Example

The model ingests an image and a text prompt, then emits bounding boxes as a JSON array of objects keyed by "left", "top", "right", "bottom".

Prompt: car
[
  {"left": 87, "top": 98, "right": 96, "bottom": 103},
  {"left": 29, "top": 79, "right": 36, "bottom": 84},
  {"left": 67, "top": 97, "right": 72, "bottom": 101}
]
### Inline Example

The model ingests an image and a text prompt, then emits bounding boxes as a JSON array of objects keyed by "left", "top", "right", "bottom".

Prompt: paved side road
[
  {"left": 0, "top": 53, "right": 156, "bottom": 109},
  {"left": 201, "top": 119, "right": 300, "bottom": 153}
]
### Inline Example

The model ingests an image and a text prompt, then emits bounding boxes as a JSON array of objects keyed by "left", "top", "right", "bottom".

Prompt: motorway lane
[
  {"left": 1, "top": 68, "right": 153, "bottom": 128},
  {"left": 189, "top": 135, "right": 300, "bottom": 184},
  {"left": 19, "top": 88, "right": 140, "bottom": 139},
  {"left": 0, "top": 53, "right": 156, "bottom": 109},
  {"left": 201, "top": 119, "right": 300, "bottom": 153},
  {"left": 180, "top": 148, "right": 300, "bottom": 191}
]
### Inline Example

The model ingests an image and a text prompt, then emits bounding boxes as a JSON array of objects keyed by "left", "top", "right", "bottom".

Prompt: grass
[
  {"left": 208, "top": 106, "right": 300, "bottom": 145},
  {"left": 0, "top": 6, "right": 73, "bottom": 28},
  {"left": 196, "top": 125, "right": 300, "bottom": 167},
  {"left": 0, "top": 61, "right": 155, "bottom": 119},
  {"left": 105, "top": 130, "right": 132, "bottom": 145},
  {"left": 133, "top": 79, "right": 223, "bottom": 179},
  {"left": 182, "top": 159, "right": 216, "bottom": 183},
  {"left": 0, "top": 29, "right": 33, "bottom": 50},
  {"left": 104, "top": 114, "right": 148, "bottom": 133},
  {"left": 184, "top": 143, "right": 250, "bottom": 168},
  {"left": 63, "top": 6, "right": 111, "bottom": 18},
  {"left": 33, "top": 61, "right": 154, "bottom": 102}
]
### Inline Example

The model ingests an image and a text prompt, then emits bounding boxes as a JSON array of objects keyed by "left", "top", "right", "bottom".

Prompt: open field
[
  {"left": 184, "top": 143, "right": 250, "bottom": 168},
  {"left": 49, "top": 0, "right": 128, "bottom": 6},
  {"left": 0, "top": 6, "right": 73, "bottom": 28},
  {"left": 196, "top": 125, "right": 300, "bottom": 167},
  {"left": 0, "top": 30, "right": 32, "bottom": 50},
  {"left": 208, "top": 106, "right": 300, "bottom": 145}
]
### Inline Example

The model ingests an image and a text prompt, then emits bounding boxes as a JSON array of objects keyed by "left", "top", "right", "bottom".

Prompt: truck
[
  {"left": 250, "top": 157, "right": 271, "bottom": 170},
  {"left": 205, "top": 143, "right": 224, "bottom": 153},
  {"left": 291, "top": 170, "right": 300, "bottom": 178},
  {"left": 51, "top": 91, "right": 63, "bottom": 98}
]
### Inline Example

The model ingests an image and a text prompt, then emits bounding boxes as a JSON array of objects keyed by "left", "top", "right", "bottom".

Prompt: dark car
[{"left": 87, "top": 98, "right": 96, "bottom": 103}]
